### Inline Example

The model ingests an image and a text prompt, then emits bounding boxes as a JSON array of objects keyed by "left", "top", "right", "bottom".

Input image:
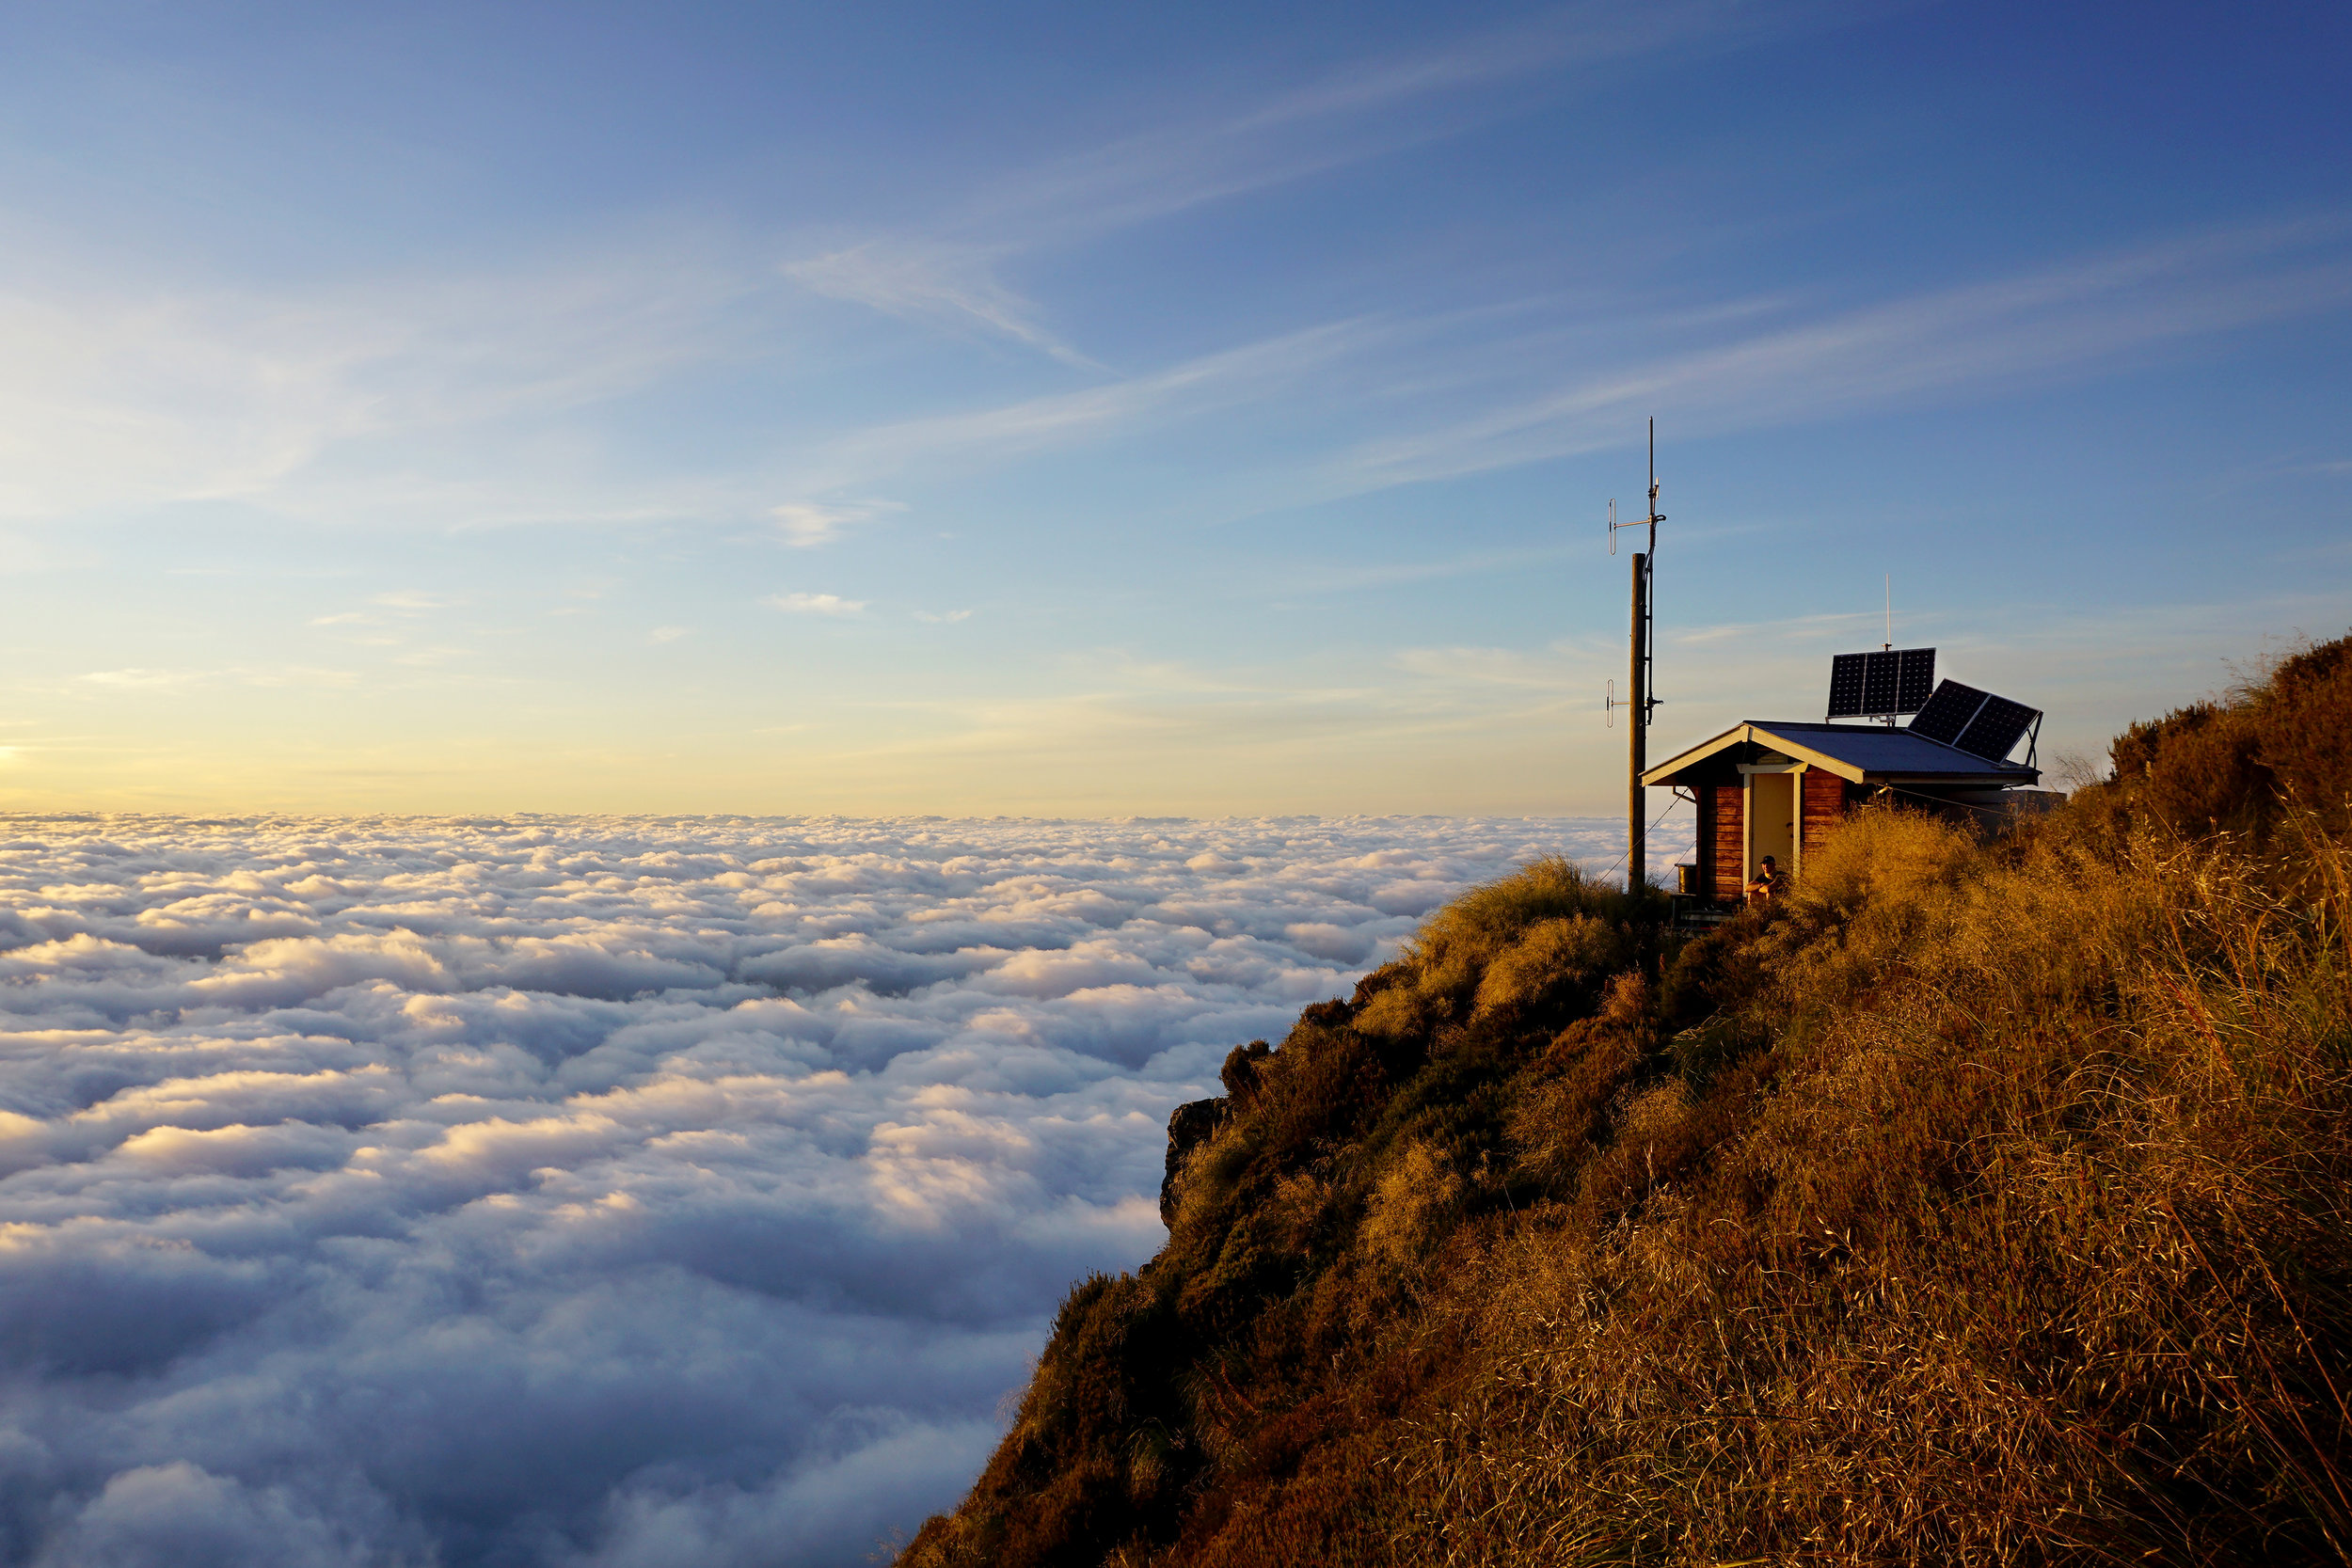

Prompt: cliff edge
[{"left": 901, "top": 635, "right": 2352, "bottom": 1568}]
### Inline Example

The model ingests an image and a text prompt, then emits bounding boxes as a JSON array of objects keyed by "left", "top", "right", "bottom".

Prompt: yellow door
[{"left": 1750, "top": 772, "right": 1796, "bottom": 879}]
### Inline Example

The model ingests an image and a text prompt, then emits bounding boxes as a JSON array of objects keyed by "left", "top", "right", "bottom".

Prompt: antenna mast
[
  {"left": 1883, "top": 575, "right": 1896, "bottom": 725},
  {"left": 1606, "top": 420, "right": 1664, "bottom": 890}
]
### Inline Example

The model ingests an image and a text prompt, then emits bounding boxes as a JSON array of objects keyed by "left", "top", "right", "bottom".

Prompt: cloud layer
[{"left": 0, "top": 814, "right": 1683, "bottom": 1566}]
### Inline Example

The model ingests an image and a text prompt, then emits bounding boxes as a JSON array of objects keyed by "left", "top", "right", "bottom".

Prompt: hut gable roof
[{"left": 1641, "top": 720, "right": 2039, "bottom": 788}]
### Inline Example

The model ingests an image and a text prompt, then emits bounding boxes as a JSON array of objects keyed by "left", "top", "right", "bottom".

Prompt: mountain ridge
[{"left": 900, "top": 634, "right": 2352, "bottom": 1567}]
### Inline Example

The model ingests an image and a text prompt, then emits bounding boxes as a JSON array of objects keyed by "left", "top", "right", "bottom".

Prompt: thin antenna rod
[
  {"left": 1882, "top": 576, "right": 1898, "bottom": 725},
  {"left": 1645, "top": 418, "right": 1661, "bottom": 720},
  {"left": 1647, "top": 420, "right": 1660, "bottom": 560}
]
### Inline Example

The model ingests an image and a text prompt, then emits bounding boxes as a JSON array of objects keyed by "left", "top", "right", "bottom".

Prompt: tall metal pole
[
  {"left": 1606, "top": 419, "right": 1663, "bottom": 894},
  {"left": 1629, "top": 548, "right": 1646, "bottom": 891}
]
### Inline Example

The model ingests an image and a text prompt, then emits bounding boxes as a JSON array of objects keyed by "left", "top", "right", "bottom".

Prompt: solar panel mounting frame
[{"left": 1955, "top": 694, "right": 2040, "bottom": 764}]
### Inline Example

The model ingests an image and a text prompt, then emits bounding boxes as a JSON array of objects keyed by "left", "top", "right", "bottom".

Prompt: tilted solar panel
[
  {"left": 1826, "top": 647, "right": 1936, "bottom": 720},
  {"left": 1955, "top": 694, "right": 2040, "bottom": 762},
  {"left": 1908, "top": 679, "right": 1989, "bottom": 747}
]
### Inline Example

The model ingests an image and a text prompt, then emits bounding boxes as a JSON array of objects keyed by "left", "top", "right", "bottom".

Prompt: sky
[
  {"left": 0, "top": 8, "right": 2341, "bottom": 1558},
  {"left": 0, "top": 0, "right": 2346, "bottom": 813},
  {"left": 0, "top": 813, "right": 1665, "bottom": 1566}
]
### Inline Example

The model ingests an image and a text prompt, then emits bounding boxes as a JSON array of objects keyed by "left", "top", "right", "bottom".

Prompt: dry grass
[
  {"left": 1383, "top": 816, "right": 2352, "bottom": 1566},
  {"left": 1355, "top": 858, "right": 1639, "bottom": 1042},
  {"left": 899, "top": 635, "right": 2352, "bottom": 1568}
]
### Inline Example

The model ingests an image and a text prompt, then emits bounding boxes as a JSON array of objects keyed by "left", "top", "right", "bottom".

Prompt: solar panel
[
  {"left": 1862, "top": 653, "right": 1899, "bottom": 716},
  {"left": 1907, "top": 679, "right": 1988, "bottom": 747},
  {"left": 1826, "top": 654, "right": 1869, "bottom": 719},
  {"left": 1897, "top": 647, "right": 1937, "bottom": 713},
  {"left": 1955, "top": 694, "right": 2040, "bottom": 762},
  {"left": 1909, "top": 679, "right": 2042, "bottom": 762},
  {"left": 1825, "top": 647, "right": 1935, "bottom": 720}
]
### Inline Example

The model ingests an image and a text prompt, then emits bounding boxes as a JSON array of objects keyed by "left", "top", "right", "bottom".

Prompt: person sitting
[{"left": 1745, "top": 855, "right": 1783, "bottom": 904}]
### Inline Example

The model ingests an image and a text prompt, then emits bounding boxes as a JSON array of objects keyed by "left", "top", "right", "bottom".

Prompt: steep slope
[{"left": 902, "top": 637, "right": 2352, "bottom": 1568}]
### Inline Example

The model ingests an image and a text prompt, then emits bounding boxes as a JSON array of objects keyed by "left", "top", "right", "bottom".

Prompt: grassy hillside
[{"left": 901, "top": 638, "right": 2352, "bottom": 1567}]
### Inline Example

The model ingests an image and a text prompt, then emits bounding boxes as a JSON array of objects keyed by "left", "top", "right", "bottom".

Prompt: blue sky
[{"left": 1, "top": 0, "right": 2345, "bottom": 814}]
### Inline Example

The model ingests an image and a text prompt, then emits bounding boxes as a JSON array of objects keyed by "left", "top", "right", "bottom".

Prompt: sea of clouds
[{"left": 0, "top": 813, "right": 1689, "bottom": 1567}]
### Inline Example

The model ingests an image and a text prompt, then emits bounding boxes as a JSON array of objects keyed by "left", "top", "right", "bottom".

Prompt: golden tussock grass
[
  {"left": 900, "top": 634, "right": 2352, "bottom": 1568},
  {"left": 1385, "top": 813, "right": 2352, "bottom": 1565}
]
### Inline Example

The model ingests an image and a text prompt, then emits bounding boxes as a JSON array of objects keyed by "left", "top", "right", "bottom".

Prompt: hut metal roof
[{"left": 1641, "top": 720, "right": 2040, "bottom": 788}]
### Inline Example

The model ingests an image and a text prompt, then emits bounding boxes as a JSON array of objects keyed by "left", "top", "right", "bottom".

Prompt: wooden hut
[{"left": 1641, "top": 721, "right": 2050, "bottom": 904}]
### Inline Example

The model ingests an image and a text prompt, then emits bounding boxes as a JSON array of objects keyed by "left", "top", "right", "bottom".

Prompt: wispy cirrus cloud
[
  {"left": 772, "top": 215, "right": 2352, "bottom": 517},
  {"left": 768, "top": 592, "right": 867, "bottom": 616},
  {"left": 801, "top": 319, "right": 1377, "bottom": 488},
  {"left": 770, "top": 498, "right": 904, "bottom": 547},
  {"left": 784, "top": 243, "right": 1101, "bottom": 369},
  {"left": 0, "top": 230, "right": 778, "bottom": 525},
  {"left": 1293, "top": 545, "right": 1582, "bottom": 595},
  {"left": 75, "top": 665, "right": 358, "bottom": 691},
  {"left": 746, "top": 214, "right": 2352, "bottom": 575},
  {"left": 77, "top": 668, "right": 202, "bottom": 689},
  {"left": 778, "top": 0, "right": 1856, "bottom": 359},
  {"left": 1393, "top": 644, "right": 1583, "bottom": 689},
  {"left": 959, "top": 0, "right": 1839, "bottom": 244},
  {"left": 1334, "top": 218, "right": 2352, "bottom": 492}
]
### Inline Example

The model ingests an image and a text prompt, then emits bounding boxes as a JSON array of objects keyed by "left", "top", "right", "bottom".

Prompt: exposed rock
[{"left": 1160, "top": 1096, "right": 1232, "bottom": 1226}]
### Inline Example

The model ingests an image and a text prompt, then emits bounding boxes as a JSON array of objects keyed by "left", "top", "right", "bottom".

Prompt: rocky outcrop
[{"left": 1159, "top": 1097, "right": 1230, "bottom": 1226}]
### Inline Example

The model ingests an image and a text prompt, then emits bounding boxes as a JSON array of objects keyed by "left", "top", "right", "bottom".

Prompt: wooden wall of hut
[
  {"left": 1801, "top": 770, "right": 1851, "bottom": 861},
  {"left": 1701, "top": 783, "right": 1744, "bottom": 901}
]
